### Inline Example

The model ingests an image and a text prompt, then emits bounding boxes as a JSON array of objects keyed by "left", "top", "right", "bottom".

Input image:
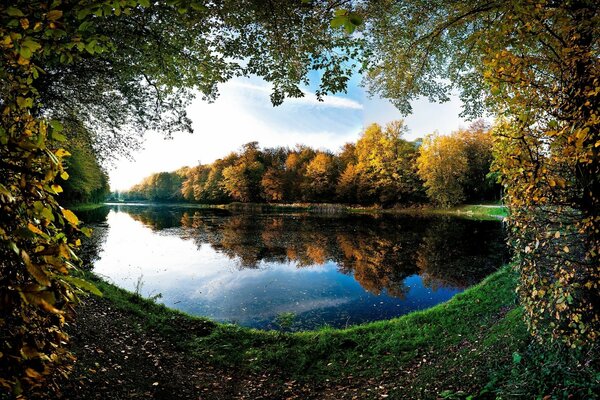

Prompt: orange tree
[
  {"left": 0, "top": 0, "right": 361, "bottom": 396},
  {"left": 364, "top": 0, "right": 598, "bottom": 347}
]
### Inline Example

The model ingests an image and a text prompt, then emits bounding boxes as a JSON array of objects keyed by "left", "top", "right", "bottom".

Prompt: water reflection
[{"left": 82, "top": 205, "right": 508, "bottom": 329}]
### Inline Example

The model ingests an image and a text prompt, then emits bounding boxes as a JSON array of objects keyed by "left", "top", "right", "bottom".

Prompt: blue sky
[{"left": 109, "top": 73, "right": 470, "bottom": 190}]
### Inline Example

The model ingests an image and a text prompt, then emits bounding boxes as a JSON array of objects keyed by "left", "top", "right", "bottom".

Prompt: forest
[
  {"left": 118, "top": 120, "right": 499, "bottom": 207},
  {"left": 0, "top": 0, "right": 598, "bottom": 399}
]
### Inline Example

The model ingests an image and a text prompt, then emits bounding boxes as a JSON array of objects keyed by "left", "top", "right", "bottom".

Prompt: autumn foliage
[{"left": 417, "top": 122, "right": 496, "bottom": 207}]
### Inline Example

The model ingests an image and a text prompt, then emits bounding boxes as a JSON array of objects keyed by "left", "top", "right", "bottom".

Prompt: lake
[{"left": 79, "top": 204, "right": 508, "bottom": 330}]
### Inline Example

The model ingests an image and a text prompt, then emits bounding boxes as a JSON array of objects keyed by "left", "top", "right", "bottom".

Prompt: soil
[{"left": 58, "top": 297, "right": 400, "bottom": 400}]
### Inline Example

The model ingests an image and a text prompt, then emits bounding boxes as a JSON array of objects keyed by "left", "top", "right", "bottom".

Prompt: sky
[{"left": 108, "top": 74, "right": 471, "bottom": 191}]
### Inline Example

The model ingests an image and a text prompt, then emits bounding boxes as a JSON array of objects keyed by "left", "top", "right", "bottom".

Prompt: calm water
[{"left": 79, "top": 204, "right": 508, "bottom": 330}]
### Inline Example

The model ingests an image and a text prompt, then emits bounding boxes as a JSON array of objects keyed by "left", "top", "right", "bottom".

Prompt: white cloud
[{"left": 229, "top": 80, "right": 363, "bottom": 110}]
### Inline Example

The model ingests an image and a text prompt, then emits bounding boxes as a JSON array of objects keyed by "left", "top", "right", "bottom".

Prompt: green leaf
[
  {"left": 348, "top": 13, "right": 363, "bottom": 26},
  {"left": 76, "top": 8, "right": 91, "bottom": 20},
  {"left": 344, "top": 21, "right": 356, "bottom": 34},
  {"left": 16, "top": 96, "right": 33, "bottom": 108},
  {"left": 61, "top": 276, "right": 102, "bottom": 296},
  {"left": 10, "top": 242, "right": 19, "bottom": 255},
  {"left": 6, "top": 7, "right": 25, "bottom": 17},
  {"left": 80, "top": 227, "right": 93, "bottom": 238},
  {"left": 18, "top": 46, "right": 32, "bottom": 60},
  {"left": 85, "top": 39, "right": 97, "bottom": 54},
  {"left": 139, "top": 0, "right": 150, "bottom": 7},
  {"left": 41, "top": 207, "right": 55, "bottom": 222},
  {"left": 330, "top": 16, "right": 346, "bottom": 29},
  {"left": 512, "top": 352, "right": 522, "bottom": 364},
  {"left": 22, "top": 39, "right": 42, "bottom": 53}
]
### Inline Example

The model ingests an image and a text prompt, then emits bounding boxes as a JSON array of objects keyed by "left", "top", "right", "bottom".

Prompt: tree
[
  {"left": 417, "top": 122, "right": 496, "bottom": 207},
  {"left": 221, "top": 142, "right": 265, "bottom": 202},
  {"left": 355, "top": 121, "right": 423, "bottom": 205},
  {"left": 363, "top": 0, "right": 599, "bottom": 346},
  {"left": 336, "top": 164, "right": 360, "bottom": 203},
  {"left": 0, "top": 1, "right": 362, "bottom": 395},
  {"left": 303, "top": 152, "right": 338, "bottom": 201},
  {"left": 417, "top": 133, "right": 469, "bottom": 207}
]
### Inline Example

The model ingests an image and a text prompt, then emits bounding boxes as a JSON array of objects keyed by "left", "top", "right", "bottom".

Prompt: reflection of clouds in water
[
  {"left": 215, "top": 297, "right": 352, "bottom": 321},
  {"left": 189, "top": 260, "right": 338, "bottom": 301}
]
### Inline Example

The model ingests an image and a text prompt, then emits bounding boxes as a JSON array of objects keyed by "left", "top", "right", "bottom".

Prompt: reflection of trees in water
[
  {"left": 121, "top": 207, "right": 507, "bottom": 298},
  {"left": 121, "top": 205, "right": 202, "bottom": 230},
  {"left": 336, "top": 231, "right": 417, "bottom": 299},
  {"left": 416, "top": 218, "right": 509, "bottom": 290},
  {"left": 76, "top": 206, "right": 110, "bottom": 270}
]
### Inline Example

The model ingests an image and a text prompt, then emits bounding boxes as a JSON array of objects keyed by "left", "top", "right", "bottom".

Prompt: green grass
[
  {"left": 80, "top": 265, "right": 597, "bottom": 397},
  {"left": 447, "top": 204, "right": 508, "bottom": 219},
  {"left": 81, "top": 268, "right": 516, "bottom": 381},
  {"left": 68, "top": 203, "right": 109, "bottom": 212}
]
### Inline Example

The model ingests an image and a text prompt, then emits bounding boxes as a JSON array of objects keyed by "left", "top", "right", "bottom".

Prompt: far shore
[{"left": 71, "top": 201, "right": 507, "bottom": 221}]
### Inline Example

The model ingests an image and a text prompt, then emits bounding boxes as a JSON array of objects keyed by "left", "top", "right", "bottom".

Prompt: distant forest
[{"left": 115, "top": 120, "right": 500, "bottom": 207}]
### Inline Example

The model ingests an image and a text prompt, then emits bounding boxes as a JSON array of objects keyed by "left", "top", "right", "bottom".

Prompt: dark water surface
[{"left": 79, "top": 204, "right": 508, "bottom": 330}]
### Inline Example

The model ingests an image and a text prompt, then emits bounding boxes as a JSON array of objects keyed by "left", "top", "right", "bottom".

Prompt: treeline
[
  {"left": 59, "top": 122, "right": 110, "bottom": 205},
  {"left": 118, "top": 120, "right": 499, "bottom": 207},
  {"left": 60, "top": 145, "right": 110, "bottom": 205}
]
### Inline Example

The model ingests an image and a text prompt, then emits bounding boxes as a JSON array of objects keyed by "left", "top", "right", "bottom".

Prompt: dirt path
[{"left": 58, "top": 297, "right": 401, "bottom": 400}]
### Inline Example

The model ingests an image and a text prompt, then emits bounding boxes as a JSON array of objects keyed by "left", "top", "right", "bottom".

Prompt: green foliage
[
  {"left": 353, "top": 121, "right": 424, "bottom": 205},
  {"left": 275, "top": 312, "right": 296, "bottom": 331},
  {"left": 61, "top": 145, "right": 109, "bottom": 205},
  {"left": 123, "top": 169, "right": 187, "bottom": 202}
]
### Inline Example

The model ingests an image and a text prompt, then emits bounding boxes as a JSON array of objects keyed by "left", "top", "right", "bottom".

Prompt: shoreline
[{"left": 89, "top": 201, "right": 508, "bottom": 221}]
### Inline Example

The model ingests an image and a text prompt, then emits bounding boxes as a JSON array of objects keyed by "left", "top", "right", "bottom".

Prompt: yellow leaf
[
  {"left": 27, "top": 223, "right": 43, "bottom": 235},
  {"left": 554, "top": 231, "right": 560, "bottom": 238},
  {"left": 25, "top": 368, "right": 42, "bottom": 379},
  {"left": 46, "top": 10, "right": 63, "bottom": 21},
  {"left": 20, "top": 345, "right": 40, "bottom": 360},
  {"left": 21, "top": 250, "right": 51, "bottom": 286},
  {"left": 563, "top": 246, "right": 569, "bottom": 253},
  {"left": 54, "top": 148, "right": 70, "bottom": 158},
  {"left": 61, "top": 208, "right": 79, "bottom": 226}
]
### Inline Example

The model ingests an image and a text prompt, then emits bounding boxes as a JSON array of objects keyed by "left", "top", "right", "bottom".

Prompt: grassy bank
[
  {"left": 68, "top": 203, "right": 110, "bottom": 212},
  {"left": 72, "top": 266, "right": 596, "bottom": 398}
]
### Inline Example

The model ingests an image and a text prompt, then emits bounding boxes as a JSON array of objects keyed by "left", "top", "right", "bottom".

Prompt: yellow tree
[
  {"left": 303, "top": 152, "right": 338, "bottom": 201},
  {"left": 417, "top": 133, "right": 469, "bottom": 207},
  {"left": 365, "top": 0, "right": 599, "bottom": 346},
  {"left": 355, "top": 121, "right": 422, "bottom": 205}
]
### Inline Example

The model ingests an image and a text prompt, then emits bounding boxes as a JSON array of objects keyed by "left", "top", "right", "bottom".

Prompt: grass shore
[{"left": 68, "top": 265, "right": 596, "bottom": 399}]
